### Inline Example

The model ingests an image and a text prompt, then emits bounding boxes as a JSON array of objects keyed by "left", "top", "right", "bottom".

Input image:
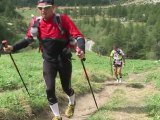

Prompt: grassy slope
[
  {"left": 0, "top": 50, "right": 160, "bottom": 120},
  {"left": 87, "top": 60, "right": 160, "bottom": 120},
  {"left": 0, "top": 50, "right": 109, "bottom": 120}
]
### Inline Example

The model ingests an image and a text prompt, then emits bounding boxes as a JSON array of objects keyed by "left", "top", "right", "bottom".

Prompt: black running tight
[{"left": 43, "top": 57, "right": 74, "bottom": 105}]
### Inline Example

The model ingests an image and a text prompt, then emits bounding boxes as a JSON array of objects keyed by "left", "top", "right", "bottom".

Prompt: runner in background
[{"left": 110, "top": 45, "right": 126, "bottom": 83}]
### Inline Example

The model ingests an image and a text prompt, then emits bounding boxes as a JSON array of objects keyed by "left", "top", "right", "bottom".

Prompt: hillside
[
  {"left": 105, "top": 0, "right": 160, "bottom": 5},
  {"left": 12, "top": 0, "right": 160, "bottom": 7},
  {"left": 1, "top": 1, "right": 160, "bottom": 119},
  {"left": 123, "top": 0, "right": 160, "bottom": 5},
  {"left": 34, "top": 68, "right": 160, "bottom": 120},
  {"left": 0, "top": 50, "right": 160, "bottom": 120}
]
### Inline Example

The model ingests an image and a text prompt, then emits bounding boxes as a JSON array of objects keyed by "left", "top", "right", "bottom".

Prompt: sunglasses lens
[
  {"left": 38, "top": 7, "right": 42, "bottom": 10},
  {"left": 38, "top": 6, "right": 51, "bottom": 10}
]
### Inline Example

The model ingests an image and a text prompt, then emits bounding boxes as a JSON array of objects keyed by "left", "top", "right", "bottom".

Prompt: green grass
[
  {"left": 144, "top": 69, "right": 160, "bottom": 119},
  {"left": 146, "top": 94, "right": 160, "bottom": 120},
  {"left": 0, "top": 50, "right": 160, "bottom": 120},
  {"left": 145, "top": 70, "right": 160, "bottom": 89},
  {"left": 122, "top": 59, "right": 159, "bottom": 79},
  {"left": 88, "top": 59, "right": 160, "bottom": 120},
  {"left": 0, "top": 51, "right": 110, "bottom": 120}
]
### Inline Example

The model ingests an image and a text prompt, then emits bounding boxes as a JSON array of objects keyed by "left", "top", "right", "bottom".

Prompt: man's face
[
  {"left": 37, "top": 4, "right": 54, "bottom": 20},
  {"left": 113, "top": 46, "right": 118, "bottom": 50}
]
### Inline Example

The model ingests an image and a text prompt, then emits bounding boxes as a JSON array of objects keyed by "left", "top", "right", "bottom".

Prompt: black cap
[{"left": 38, "top": 0, "right": 54, "bottom": 5}]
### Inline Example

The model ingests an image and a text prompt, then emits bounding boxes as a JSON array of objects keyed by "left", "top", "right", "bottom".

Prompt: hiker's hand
[
  {"left": 3, "top": 45, "right": 13, "bottom": 53},
  {"left": 76, "top": 47, "right": 85, "bottom": 59},
  {"left": 77, "top": 51, "right": 85, "bottom": 59}
]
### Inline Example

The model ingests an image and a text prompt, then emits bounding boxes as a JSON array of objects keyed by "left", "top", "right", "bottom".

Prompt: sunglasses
[{"left": 38, "top": 6, "right": 52, "bottom": 10}]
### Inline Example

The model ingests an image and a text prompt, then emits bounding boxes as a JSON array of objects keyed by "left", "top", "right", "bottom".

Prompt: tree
[{"left": 0, "top": 0, "right": 26, "bottom": 44}]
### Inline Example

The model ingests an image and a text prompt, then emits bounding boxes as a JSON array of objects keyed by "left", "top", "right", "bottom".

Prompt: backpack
[
  {"left": 116, "top": 49, "right": 122, "bottom": 56},
  {"left": 30, "top": 14, "right": 75, "bottom": 52},
  {"left": 31, "top": 13, "right": 66, "bottom": 38},
  {"left": 112, "top": 49, "right": 123, "bottom": 60}
]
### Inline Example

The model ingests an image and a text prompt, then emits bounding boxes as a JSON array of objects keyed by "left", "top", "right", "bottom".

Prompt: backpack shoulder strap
[
  {"left": 33, "top": 15, "right": 66, "bottom": 35},
  {"left": 116, "top": 49, "right": 122, "bottom": 55},
  {"left": 30, "top": 16, "right": 42, "bottom": 40},
  {"left": 54, "top": 13, "right": 65, "bottom": 35},
  {"left": 31, "top": 16, "right": 42, "bottom": 27}
]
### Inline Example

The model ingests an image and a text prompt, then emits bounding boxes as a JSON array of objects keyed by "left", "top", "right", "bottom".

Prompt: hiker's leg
[
  {"left": 114, "top": 66, "right": 119, "bottom": 80},
  {"left": 43, "top": 60, "right": 60, "bottom": 117},
  {"left": 119, "top": 67, "right": 123, "bottom": 78},
  {"left": 118, "top": 61, "right": 123, "bottom": 78},
  {"left": 117, "top": 66, "right": 123, "bottom": 82},
  {"left": 59, "top": 57, "right": 75, "bottom": 104},
  {"left": 117, "top": 67, "right": 120, "bottom": 76},
  {"left": 59, "top": 57, "right": 76, "bottom": 118}
]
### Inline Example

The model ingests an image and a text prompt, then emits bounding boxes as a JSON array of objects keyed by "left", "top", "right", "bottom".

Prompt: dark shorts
[{"left": 113, "top": 60, "right": 122, "bottom": 67}]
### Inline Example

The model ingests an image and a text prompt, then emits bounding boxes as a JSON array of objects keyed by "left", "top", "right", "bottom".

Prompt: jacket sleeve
[
  {"left": 12, "top": 38, "right": 34, "bottom": 52},
  {"left": 61, "top": 14, "right": 85, "bottom": 52},
  {"left": 110, "top": 50, "right": 114, "bottom": 57}
]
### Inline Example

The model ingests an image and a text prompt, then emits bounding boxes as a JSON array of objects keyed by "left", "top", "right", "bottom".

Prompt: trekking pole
[
  {"left": 110, "top": 61, "right": 113, "bottom": 76},
  {"left": 81, "top": 58, "right": 98, "bottom": 110},
  {"left": 2, "top": 40, "right": 31, "bottom": 97},
  {"left": 109, "top": 57, "right": 113, "bottom": 76}
]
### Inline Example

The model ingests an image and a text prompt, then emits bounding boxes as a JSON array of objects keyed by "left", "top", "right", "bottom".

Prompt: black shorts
[{"left": 113, "top": 60, "right": 122, "bottom": 67}]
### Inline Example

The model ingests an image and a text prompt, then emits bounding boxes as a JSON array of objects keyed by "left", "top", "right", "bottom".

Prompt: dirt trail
[
  {"left": 34, "top": 71, "right": 159, "bottom": 120},
  {"left": 34, "top": 80, "right": 115, "bottom": 120}
]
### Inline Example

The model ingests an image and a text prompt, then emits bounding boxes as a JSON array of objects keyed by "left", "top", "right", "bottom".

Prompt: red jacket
[
  {"left": 26, "top": 13, "right": 84, "bottom": 40},
  {"left": 13, "top": 13, "right": 85, "bottom": 62}
]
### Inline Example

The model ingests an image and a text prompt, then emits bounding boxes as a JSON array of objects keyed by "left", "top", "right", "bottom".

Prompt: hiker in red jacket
[{"left": 3, "top": 0, "right": 85, "bottom": 120}]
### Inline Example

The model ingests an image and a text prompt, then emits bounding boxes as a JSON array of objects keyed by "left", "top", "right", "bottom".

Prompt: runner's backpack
[
  {"left": 116, "top": 49, "right": 122, "bottom": 55},
  {"left": 30, "top": 13, "right": 76, "bottom": 51},
  {"left": 31, "top": 13, "right": 66, "bottom": 38}
]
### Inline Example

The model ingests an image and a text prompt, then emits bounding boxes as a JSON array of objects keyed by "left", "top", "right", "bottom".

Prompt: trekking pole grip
[{"left": 2, "top": 40, "right": 8, "bottom": 48}]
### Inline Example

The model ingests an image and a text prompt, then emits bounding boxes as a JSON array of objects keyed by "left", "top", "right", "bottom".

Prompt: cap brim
[{"left": 37, "top": 3, "right": 52, "bottom": 7}]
